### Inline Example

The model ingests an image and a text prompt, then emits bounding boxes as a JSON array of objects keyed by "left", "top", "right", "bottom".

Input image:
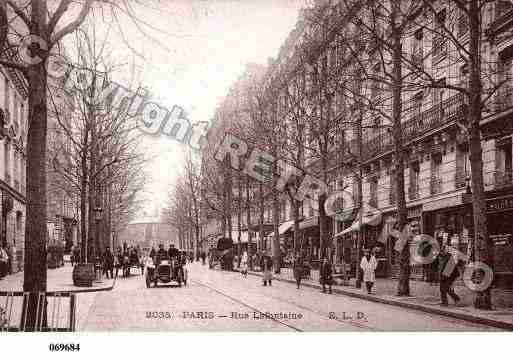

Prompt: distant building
[{"left": 117, "top": 219, "right": 178, "bottom": 251}]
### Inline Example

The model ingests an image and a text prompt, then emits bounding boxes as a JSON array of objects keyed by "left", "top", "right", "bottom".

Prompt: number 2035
[{"left": 49, "top": 343, "right": 80, "bottom": 352}]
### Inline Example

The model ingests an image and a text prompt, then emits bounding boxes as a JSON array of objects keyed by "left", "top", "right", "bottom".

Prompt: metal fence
[{"left": 0, "top": 291, "right": 76, "bottom": 332}]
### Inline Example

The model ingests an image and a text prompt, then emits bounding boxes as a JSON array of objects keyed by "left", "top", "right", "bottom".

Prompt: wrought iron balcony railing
[
  {"left": 455, "top": 171, "right": 469, "bottom": 189},
  {"left": 493, "top": 170, "right": 513, "bottom": 188},
  {"left": 346, "top": 93, "right": 465, "bottom": 162},
  {"left": 430, "top": 177, "right": 442, "bottom": 195}
]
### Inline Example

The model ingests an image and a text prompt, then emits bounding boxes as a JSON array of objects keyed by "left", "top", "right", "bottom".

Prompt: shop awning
[
  {"left": 279, "top": 220, "right": 294, "bottom": 235},
  {"left": 333, "top": 208, "right": 382, "bottom": 239},
  {"left": 299, "top": 216, "right": 318, "bottom": 230}
]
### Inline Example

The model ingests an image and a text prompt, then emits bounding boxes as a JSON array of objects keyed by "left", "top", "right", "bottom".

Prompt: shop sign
[
  {"left": 490, "top": 234, "right": 512, "bottom": 246},
  {"left": 486, "top": 195, "right": 513, "bottom": 213}
]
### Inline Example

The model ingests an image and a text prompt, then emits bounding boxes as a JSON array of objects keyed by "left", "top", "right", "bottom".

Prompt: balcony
[
  {"left": 408, "top": 184, "right": 419, "bottom": 201},
  {"left": 493, "top": 170, "right": 513, "bottom": 188},
  {"left": 430, "top": 177, "right": 442, "bottom": 195},
  {"left": 455, "top": 171, "right": 469, "bottom": 189},
  {"left": 488, "top": 2, "right": 513, "bottom": 37},
  {"left": 346, "top": 93, "right": 465, "bottom": 162}
]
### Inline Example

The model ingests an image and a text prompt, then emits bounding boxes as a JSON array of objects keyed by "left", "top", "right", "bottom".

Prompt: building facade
[
  {"left": 0, "top": 59, "right": 28, "bottom": 273},
  {"left": 211, "top": 1, "right": 513, "bottom": 284}
]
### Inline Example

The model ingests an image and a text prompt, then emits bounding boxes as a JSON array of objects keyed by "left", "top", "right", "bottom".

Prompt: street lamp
[{"left": 93, "top": 206, "right": 103, "bottom": 255}]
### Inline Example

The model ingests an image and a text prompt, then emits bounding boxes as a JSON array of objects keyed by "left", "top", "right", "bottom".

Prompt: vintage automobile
[{"left": 145, "top": 256, "right": 186, "bottom": 288}]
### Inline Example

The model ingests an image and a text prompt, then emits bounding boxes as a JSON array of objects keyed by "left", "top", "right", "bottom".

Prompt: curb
[
  {"left": 240, "top": 269, "right": 513, "bottom": 331},
  {"left": 64, "top": 277, "right": 116, "bottom": 294}
]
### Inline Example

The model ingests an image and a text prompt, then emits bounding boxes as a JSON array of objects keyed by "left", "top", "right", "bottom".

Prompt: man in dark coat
[
  {"left": 156, "top": 244, "right": 168, "bottom": 263},
  {"left": 320, "top": 258, "right": 333, "bottom": 294},
  {"left": 439, "top": 245, "right": 461, "bottom": 306},
  {"left": 259, "top": 252, "right": 273, "bottom": 286},
  {"left": 103, "top": 247, "right": 115, "bottom": 279}
]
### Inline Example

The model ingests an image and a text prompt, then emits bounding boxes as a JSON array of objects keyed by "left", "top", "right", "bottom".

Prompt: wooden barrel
[{"left": 72, "top": 263, "right": 95, "bottom": 287}]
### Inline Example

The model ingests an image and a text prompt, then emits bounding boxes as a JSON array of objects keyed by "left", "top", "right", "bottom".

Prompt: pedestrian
[
  {"left": 103, "top": 247, "right": 115, "bottom": 279},
  {"left": 320, "top": 257, "right": 333, "bottom": 294},
  {"left": 0, "top": 245, "right": 8, "bottom": 279},
  {"left": 360, "top": 248, "right": 377, "bottom": 294},
  {"left": 115, "top": 248, "right": 123, "bottom": 278},
  {"left": 201, "top": 251, "right": 206, "bottom": 265},
  {"left": 240, "top": 250, "right": 248, "bottom": 277},
  {"left": 438, "top": 245, "right": 461, "bottom": 306},
  {"left": 260, "top": 251, "right": 273, "bottom": 286},
  {"left": 293, "top": 254, "right": 304, "bottom": 289}
]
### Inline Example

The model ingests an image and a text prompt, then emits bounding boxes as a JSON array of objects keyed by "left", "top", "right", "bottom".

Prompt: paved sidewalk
[
  {"left": 239, "top": 266, "right": 513, "bottom": 330},
  {"left": 0, "top": 264, "right": 115, "bottom": 293}
]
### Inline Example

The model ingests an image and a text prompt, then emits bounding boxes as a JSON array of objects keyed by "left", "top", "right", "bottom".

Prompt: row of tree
[
  {"left": 189, "top": 0, "right": 510, "bottom": 309},
  {"left": 0, "top": 0, "right": 163, "bottom": 329}
]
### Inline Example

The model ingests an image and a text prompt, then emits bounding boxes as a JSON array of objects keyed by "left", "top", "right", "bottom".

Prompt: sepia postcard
[{"left": 0, "top": 2, "right": 513, "bottom": 354}]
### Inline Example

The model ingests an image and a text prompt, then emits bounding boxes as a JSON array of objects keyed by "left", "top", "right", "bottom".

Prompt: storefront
[
  {"left": 0, "top": 188, "right": 25, "bottom": 274},
  {"left": 486, "top": 193, "right": 513, "bottom": 287},
  {"left": 333, "top": 207, "right": 382, "bottom": 277}
]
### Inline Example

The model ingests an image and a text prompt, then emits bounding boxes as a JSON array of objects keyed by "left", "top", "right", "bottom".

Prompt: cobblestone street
[{"left": 75, "top": 263, "right": 499, "bottom": 331}]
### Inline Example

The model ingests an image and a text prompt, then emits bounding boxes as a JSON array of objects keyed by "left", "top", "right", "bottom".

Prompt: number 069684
[{"left": 49, "top": 343, "right": 80, "bottom": 352}]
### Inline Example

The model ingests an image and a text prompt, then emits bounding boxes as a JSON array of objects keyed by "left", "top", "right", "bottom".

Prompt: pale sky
[{"left": 65, "top": 0, "right": 309, "bottom": 218}]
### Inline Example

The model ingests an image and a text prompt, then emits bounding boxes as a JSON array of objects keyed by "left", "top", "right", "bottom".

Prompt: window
[
  {"left": 352, "top": 175, "right": 360, "bottom": 204},
  {"left": 409, "top": 161, "right": 420, "bottom": 199},
  {"left": 457, "top": 8, "right": 468, "bottom": 37},
  {"left": 495, "top": 138, "right": 513, "bottom": 186},
  {"left": 433, "top": 9, "right": 447, "bottom": 58},
  {"left": 16, "top": 211, "right": 22, "bottom": 233},
  {"left": 433, "top": 80, "right": 446, "bottom": 106},
  {"left": 21, "top": 156, "right": 25, "bottom": 194},
  {"left": 412, "top": 92, "right": 423, "bottom": 117},
  {"left": 412, "top": 28, "right": 423, "bottom": 69},
  {"left": 4, "top": 78, "right": 9, "bottom": 119},
  {"left": 497, "top": 51, "right": 513, "bottom": 110},
  {"left": 431, "top": 153, "right": 442, "bottom": 194},
  {"left": 455, "top": 144, "right": 470, "bottom": 188},
  {"left": 369, "top": 177, "right": 378, "bottom": 207},
  {"left": 4, "top": 141, "right": 10, "bottom": 184},
  {"left": 13, "top": 150, "right": 18, "bottom": 191}
]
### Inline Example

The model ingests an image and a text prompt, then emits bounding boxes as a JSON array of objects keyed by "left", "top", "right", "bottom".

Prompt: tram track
[
  {"left": 190, "top": 278, "right": 304, "bottom": 331},
  {"left": 191, "top": 276, "right": 378, "bottom": 331}
]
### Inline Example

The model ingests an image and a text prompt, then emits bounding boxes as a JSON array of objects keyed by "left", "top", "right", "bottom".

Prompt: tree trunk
[
  {"left": 22, "top": 59, "right": 49, "bottom": 330},
  {"left": 468, "top": 0, "right": 492, "bottom": 309},
  {"left": 80, "top": 152, "right": 88, "bottom": 262},
  {"left": 259, "top": 182, "right": 264, "bottom": 254},
  {"left": 22, "top": 1, "right": 49, "bottom": 330},
  {"left": 391, "top": 3, "right": 410, "bottom": 296},
  {"left": 246, "top": 176, "right": 253, "bottom": 270}
]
